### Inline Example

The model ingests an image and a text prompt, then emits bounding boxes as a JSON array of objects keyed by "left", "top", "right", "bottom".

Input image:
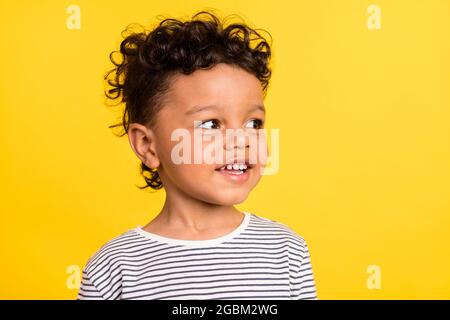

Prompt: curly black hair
[{"left": 104, "top": 10, "right": 273, "bottom": 191}]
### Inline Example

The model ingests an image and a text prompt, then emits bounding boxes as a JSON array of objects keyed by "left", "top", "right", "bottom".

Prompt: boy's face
[{"left": 141, "top": 63, "right": 267, "bottom": 205}]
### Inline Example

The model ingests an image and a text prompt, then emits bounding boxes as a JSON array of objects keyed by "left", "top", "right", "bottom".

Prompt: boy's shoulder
[
  {"left": 249, "top": 212, "right": 308, "bottom": 246},
  {"left": 82, "top": 227, "right": 145, "bottom": 273}
]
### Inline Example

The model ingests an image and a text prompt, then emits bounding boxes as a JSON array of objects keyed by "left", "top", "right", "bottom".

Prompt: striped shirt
[{"left": 77, "top": 211, "right": 318, "bottom": 300}]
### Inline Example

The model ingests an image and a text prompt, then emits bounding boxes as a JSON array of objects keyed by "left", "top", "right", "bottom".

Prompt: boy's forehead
[{"left": 166, "top": 66, "right": 264, "bottom": 113}]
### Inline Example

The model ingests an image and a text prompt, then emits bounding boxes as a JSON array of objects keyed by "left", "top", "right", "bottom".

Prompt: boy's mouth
[{"left": 215, "top": 159, "right": 254, "bottom": 175}]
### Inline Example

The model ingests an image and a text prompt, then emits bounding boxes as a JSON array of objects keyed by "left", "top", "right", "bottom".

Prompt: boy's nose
[{"left": 223, "top": 129, "right": 249, "bottom": 151}]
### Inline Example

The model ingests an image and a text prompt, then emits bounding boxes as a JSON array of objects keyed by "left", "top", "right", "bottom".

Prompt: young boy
[{"left": 78, "top": 10, "right": 317, "bottom": 300}]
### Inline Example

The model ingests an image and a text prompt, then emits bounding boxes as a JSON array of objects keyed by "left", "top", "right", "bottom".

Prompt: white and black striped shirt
[{"left": 77, "top": 211, "right": 318, "bottom": 300}]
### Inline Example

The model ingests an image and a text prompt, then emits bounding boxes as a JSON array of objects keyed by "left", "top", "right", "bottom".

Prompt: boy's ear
[{"left": 127, "top": 123, "right": 160, "bottom": 169}]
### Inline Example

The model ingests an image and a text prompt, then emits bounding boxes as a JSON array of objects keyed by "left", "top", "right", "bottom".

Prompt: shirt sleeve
[
  {"left": 77, "top": 269, "right": 105, "bottom": 300},
  {"left": 290, "top": 241, "right": 318, "bottom": 300}
]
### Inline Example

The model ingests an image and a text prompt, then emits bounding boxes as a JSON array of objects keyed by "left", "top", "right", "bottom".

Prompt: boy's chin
[{"left": 207, "top": 192, "right": 250, "bottom": 206}]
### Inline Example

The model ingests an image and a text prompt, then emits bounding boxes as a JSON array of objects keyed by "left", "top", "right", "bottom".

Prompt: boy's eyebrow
[{"left": 185, "top": 104, "right": 265, "bottom": 115}]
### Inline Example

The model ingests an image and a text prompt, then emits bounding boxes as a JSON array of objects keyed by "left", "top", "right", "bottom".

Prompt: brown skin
[{"left": 127, "top": 63, "right": 267, "bottom": 240}]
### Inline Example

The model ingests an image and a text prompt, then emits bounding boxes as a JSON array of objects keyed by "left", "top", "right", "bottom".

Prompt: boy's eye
[
  {"left": 245, "top": 119, "right": 264, "bottom": 129},
  {"left": 197, "top": 119, "right": 221, "bottom": 129}
]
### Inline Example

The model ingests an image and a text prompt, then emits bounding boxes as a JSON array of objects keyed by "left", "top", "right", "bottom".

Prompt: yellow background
[{"left": 1, "top": 0, "right": 449, "bottom": 299}]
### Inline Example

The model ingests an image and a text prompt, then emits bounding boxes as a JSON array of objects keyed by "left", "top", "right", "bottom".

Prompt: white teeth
[{"left": 219, "top": 162, "right": 248, "bottom": 171}]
